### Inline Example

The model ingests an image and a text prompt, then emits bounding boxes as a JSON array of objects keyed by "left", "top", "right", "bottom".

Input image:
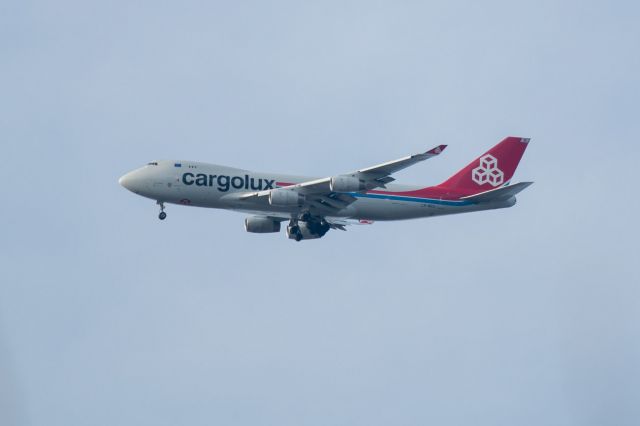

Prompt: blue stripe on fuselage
[{"left": 351, "top": 192, "right": 473, "bottom": 206}]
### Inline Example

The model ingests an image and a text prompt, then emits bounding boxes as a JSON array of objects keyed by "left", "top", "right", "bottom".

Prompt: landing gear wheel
[
  {"left": 157, "top": 201, "right": 166, "bottom": 220},
  {"left": 295, "top": 233, "right": 302, "bottom": 242}
]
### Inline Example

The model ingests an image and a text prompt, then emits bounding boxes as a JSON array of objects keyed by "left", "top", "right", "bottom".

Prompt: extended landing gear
[
  {"left": 293, "top": 228, "right": 303, "bottom": 242},
  {"left": 287, "top": 220, "right": 303, "bottom": 241},
  {"left": 286, "top": 215, "right": 331, "bottom": 241},
  {"left": 157, "top": 201, "right": 167, "bottom": 220}
]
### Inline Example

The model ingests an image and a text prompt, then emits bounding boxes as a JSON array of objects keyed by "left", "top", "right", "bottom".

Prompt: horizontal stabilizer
[{"left": 461, "top": 181, "right": 533, "bottom": 203}]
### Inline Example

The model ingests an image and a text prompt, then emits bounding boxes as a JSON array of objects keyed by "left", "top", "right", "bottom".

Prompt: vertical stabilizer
[{"left": 436, "top": 136, "right": 531, "bottom": 196}]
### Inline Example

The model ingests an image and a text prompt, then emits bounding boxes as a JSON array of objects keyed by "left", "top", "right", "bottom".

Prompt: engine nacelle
[
  {"left": 269, "top": 189, "right": 304, "bottom": 206},
  {"left": 329, "top": 175, "right": 365, "bottom": 192},
  {"left": 286, "top": 220, "right": 331, "bottom": 241},
  {"left": 244, "top": 216, "right": 281, "bottom": 233}
]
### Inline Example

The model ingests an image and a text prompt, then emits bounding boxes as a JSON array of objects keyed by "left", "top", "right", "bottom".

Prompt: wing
[
  {"left": 355, "top": 144, "right": 447, "bottom": 178},
  {"left": 460, "top": 181, "right": 533, "bottom": 203},
  {"left": 238, "top": 144, "right": 447, "bottom": 213}
]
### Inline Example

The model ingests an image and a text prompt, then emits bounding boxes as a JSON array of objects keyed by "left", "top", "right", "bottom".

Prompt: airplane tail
[{"left": 435, "top": 136, "right": 531, "bottom": 196}]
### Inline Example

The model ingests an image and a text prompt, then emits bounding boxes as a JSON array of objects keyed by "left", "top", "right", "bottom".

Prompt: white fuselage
[{"left": 119, "top": 160, "right": 514, "bottom": 221}]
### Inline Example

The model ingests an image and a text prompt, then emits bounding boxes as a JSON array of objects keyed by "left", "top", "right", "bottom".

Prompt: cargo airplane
[{"left": 119, "top": 136, "right": 532, "bottom": 241}]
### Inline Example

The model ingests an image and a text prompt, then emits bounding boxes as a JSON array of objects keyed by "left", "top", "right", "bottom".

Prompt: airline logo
[
  {"left": 182, "top": 173, "right": 275, "bottom": 192},
  {"left": 472, "top": 154, "right": 504, "bottom": 187}
]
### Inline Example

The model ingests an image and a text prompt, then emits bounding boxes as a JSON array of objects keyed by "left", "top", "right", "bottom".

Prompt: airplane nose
[
  {"left": 119, "top": 172, "right": 132, "bottom": 190},
  {"left": 120, "top": 167, "right": 152, "bottom": 194},
  {"left": 119, "top": 171, "right": 141, "bottom": 192}
]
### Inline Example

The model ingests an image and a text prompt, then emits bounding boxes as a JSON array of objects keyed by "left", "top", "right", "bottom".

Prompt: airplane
[{"left": 119, "top": 136, "right": 532, "bottom": 241}]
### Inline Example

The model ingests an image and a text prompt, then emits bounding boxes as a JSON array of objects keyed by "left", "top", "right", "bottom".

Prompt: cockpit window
[{"left": 147, "top": 162, "right": 158, "bottom": 166}]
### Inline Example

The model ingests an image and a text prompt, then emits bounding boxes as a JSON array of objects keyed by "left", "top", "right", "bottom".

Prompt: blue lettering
[
  {"left": 263, "top": 179, "right": 275, "bottom": 190},
  {"left": 217, "top": 175, "right": 230, "bottom": 192},
  {"left": 182, "top": 173, "right": 275, "bottom": 192},
  {"left": 182, "top": 173, "right": 195, "bottom": 185},
  {"left": 195, "top": 174, "right": 208, "bottom": 186}
]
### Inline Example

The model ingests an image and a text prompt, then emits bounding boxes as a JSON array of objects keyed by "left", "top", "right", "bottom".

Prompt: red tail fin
[{"left": 436, "top": 136, "right": 531, "bottom": 195}]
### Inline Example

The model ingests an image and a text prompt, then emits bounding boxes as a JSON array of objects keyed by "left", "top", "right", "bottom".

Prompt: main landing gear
[
  {"left": 286, "top": 214, "right": 331, "bottom": 241},
  {"left": 287, "top": 220, "right": 303, "bottom": 242},
  {"left": 157, "top": 201, "right": 167, "bottom": 220}
]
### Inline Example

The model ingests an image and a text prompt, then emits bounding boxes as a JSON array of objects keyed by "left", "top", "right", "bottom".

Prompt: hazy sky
[{"left": 1, "top": 1, "right": 639, "bottom": 425}]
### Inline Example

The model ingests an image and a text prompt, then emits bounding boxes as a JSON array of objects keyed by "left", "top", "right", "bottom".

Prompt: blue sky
[{"left": 1, "top": 1, "right": 639, "bottom": 425}]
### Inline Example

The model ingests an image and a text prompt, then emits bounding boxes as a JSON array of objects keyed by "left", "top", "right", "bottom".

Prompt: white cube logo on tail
[{"left": 472, "top": 154, "right": 504, "bottom": 187}]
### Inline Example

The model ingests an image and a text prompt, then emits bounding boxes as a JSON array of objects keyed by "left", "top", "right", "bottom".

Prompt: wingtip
[
  {"left": 427, "top": 144, "right": 447, "bottom": 155},
  {"left": 511, "top": 181, "right": 534, "bottom": 190}
]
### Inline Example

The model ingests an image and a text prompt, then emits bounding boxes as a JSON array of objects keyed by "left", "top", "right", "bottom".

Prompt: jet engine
[
  {"left": 286, "top": 220, "right": 331, "bottom": 241},
  {"left": 244, "top": 216, "right": 281, "bottom": 233},
  {"left": 329, "top": 175, "right": 365, "bottom": 192},
  {"left": 269, "top": 189, "right": 304, "bottom": 206}
]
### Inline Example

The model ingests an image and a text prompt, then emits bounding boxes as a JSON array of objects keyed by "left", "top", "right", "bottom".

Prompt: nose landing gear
[{"left": 157, "top": 201, "right": 167, "bottom": 220}]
